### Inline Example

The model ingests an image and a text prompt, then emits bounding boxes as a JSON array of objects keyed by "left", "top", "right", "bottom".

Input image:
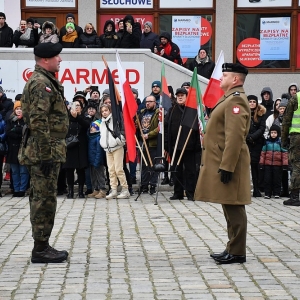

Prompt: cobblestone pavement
[{"left": 0, "top": 189, "right": 300, "bottom": 300}]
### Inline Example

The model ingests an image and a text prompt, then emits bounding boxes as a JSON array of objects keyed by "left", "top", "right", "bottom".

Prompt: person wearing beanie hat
[
  {"left": 140, "top": 20, "right": 159, "bottom": 51},
  {"left": 6, "top": 95, "right": 29, "bottom": 198},
  {"left": 188, "top": 47, "right": 215, "bottom": 79},
  {"left": 246, "top": 94, "right": 266, "bottom": 197},
  {"left": 90, "top": 86, "right": 101, "bottom": 100},
  {"left": 139, "top": 80, "right": 161, "bottom": 111},
  {"left": 60, "top": 21, "right": 79, "bottom": 48},
  {"left": 87, "top": 119, "right": 107, "bottom": 199},
  {"left": 13, "top": 19, "right": 35, "bottom": 48},
  {"left": 259, "top": 124, "right": 288, "bottom": 199},
  {"left": 102, "top": 89, "right": 110, "bottom": 96},
  {"left": 0, "top": 12, "right": 13, "bottom": 47},
  {"left": 154, "top": 31, "right": 183, "bottom": 65},
  {"left": 181, "top": 82, "right": 190, "bottom": 91},
  {"left": 59, "top": 13, "right": 83, "bottom": 44}
]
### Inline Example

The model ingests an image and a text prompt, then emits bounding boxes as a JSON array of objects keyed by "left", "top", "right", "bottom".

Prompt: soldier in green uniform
[
  {"left": 281, "top": 91, "right": 300, "bottom": 206},
  {"left": 18, "top": 42, "right": 69, "bottom": 263},
  {"left": 194, "top": 63, "right": 251, "bottom": 264}
]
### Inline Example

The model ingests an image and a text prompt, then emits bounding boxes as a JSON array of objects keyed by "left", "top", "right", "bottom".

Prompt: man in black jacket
[
  {"left": 117, "top": 15, "right": 141, "bottom": 48},
  {"left": 140, "top": 21, "right": 159, "bottom": 52},
  {"left": 0, "top": 12, "right": 13, "bottom": 47},
  {"left": 59, "top": 13, "right": 83, "bottom": 39},
  {"left": 0, "top": 86, "right": 13, "bottom": 119}
]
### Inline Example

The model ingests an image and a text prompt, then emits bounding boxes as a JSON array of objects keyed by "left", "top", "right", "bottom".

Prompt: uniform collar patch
[{"left": 233, "top": 106, "right": 240, "bottom": 114}]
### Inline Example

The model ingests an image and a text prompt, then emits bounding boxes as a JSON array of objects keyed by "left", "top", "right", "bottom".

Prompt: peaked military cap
[
  {"left": 34, "top": 43, "right": 62, "bottom": 58},
  {"left": 175, "top": 88, "right": 188, "bottom": 95},
  {"left": 222, "top": 63, "right": 248, "bottom": 75}
]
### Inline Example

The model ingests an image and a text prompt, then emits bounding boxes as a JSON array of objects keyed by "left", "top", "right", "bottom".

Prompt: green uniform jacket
[
  {"left": 194, "top": 86, "right": 251, "bottom": 205},
  {"left": 18, "top": 65, "right": 69, "bottom": 165},
  {"left": 282, "top": 93, "right": 298, "bottom": 148}
]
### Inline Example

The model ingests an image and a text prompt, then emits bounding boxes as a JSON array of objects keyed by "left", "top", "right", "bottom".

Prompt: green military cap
[
  {"left": 34, "top": 42, "right": 62, "bottom": 58},
  {"left": 222, "top": 63, "right": 248, "bottom": 75}
]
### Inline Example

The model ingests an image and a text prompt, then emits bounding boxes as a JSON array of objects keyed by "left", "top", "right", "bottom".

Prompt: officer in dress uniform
[
  {"left": 194, "top": 63, "right": 251, "bottom": 264},
  {"left": 18, "top": 42, "right": 69, "bottom": 263}
]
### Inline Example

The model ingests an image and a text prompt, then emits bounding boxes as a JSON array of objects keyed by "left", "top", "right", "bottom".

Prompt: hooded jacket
[
  {"left": 0, "top": 22, "right": 13, "bottom": 47},
  {"left": 39, "top": 21, "right": 59, "bottom": 44},
  {"left": 156, "top": 32, "right": 183, "bottom": 65},
  {"left": 99, "top": 20, "right": 118, "bottom": 48},
  {"left": 260, "top": 87, "right": 274, "bottom": 118},
  {"left": 288, "top": 83, "right": 298, "bottom": 97},
  {"left": 79, "top": 28, "right": 101, "bottom": 48},
  {"left": 116, "top": 15, "right": 142, "bottom": 48}
]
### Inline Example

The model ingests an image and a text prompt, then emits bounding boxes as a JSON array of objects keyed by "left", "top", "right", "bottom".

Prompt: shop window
[
  {"left": 159, "top": 15, "right": 213, "bottom": 66},
  {"left": 235, "top": 13, "right": 291, "bottom": 69}
]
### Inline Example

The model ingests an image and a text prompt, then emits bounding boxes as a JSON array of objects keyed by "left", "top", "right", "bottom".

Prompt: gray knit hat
[{"left": 144, "top": 21, "right": 152, "bottom": 29}]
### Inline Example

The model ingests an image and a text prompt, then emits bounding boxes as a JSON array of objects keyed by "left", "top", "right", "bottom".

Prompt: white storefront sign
[
  {"left": 237, "top": 0, "right": 292, "bottom": 8},
  {"left": 100, "top": 0, "right": 153, "bottom": 8},
  {"left": 0, "top": 61, "right": 144, "bottom": 101},
  {"left": 160, "top": 0, "right": 213, "bottom": 8},
  {"left": 26, "top": 0, "right": 76, "bottom": 8}
]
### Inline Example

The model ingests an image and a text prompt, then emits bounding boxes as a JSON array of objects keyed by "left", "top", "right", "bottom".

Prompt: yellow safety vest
[{"left": 289, "top": 92, "right": 300, "bottom": 134}]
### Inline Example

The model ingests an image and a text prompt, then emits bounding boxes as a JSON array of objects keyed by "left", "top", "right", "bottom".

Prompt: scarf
[
  {"left": 19, "top": 27, "right": 32, "bottom": 40},
  {"left": 162, "top": 42, "right": 172, "bottom": 56},
  {"left": 195, "top": 55, "right": 209, "bottom": 65},
  {"left": 62, "top": 30, "right": 78, "bottom": 43}
]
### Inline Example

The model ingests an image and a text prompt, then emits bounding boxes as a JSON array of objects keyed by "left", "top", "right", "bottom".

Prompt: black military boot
[
  {"left": 67, "top": 186, "right": 74, "bottom": 199},
  {"left": 283, "top": 189, "right": 300, "bottom": 206},
  {"left": 31, "top": 241, "right": 68, "bottom": 263},
  {"left": 78, "top": 185, "right": 85, "bottom": 198}
]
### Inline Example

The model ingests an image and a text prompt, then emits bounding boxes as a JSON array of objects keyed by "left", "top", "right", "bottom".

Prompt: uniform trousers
[
  {"left": 27, "top": 163, "right": 60, "bottom": 242},
  {"left": 222, "top": 204, "right": 247, "bottom": 256}
]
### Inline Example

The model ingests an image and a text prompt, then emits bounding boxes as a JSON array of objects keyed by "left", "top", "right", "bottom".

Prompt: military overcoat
[{"left": 194, "top": 86, "right": 252, "bottom": 205}]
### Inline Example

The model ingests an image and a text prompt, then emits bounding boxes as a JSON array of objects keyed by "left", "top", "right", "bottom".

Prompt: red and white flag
[
  {"left": 116, "top": 51, "right": 138, "bottom": 162},
  {"left": 202, "top": 50, "right": 224, "bottom": 108}
]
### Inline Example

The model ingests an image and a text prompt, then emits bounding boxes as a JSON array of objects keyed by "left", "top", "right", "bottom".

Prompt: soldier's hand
[
  {"left": 40, "top": 160, "right": 53, "bottom": 177},
  {"left": 218, "top": 169, "right": 233, "bottom": 184}
]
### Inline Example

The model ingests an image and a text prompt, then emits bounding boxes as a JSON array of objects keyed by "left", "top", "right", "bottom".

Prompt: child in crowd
[
  {"left": 99, "top": 104, "right": 130, "bottom": 199},
  {"left": 87, "top": 120, "right": 107, "bottom": 199},
  {"left": 60, "top": 22, "right": 79, "bottom": 48},
  {"left": 259, "top": 125, "right": 288, "bottom": 199},
  {"left": 6, "top": 101, "right": 29, "bottom": 197}
]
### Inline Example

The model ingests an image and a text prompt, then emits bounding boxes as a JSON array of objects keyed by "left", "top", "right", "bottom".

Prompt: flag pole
[
  {"left": 170, "top": 125, "right": 182, "bottom": 166},
  {"left": 135, "top": 113, "right": 153, "bottom": 167},
  {"left": 161, "top": 107, "right": 164, "bottom": 157},
  {"left": 135, "top": 135, "right": 148, "bottom": 167}
]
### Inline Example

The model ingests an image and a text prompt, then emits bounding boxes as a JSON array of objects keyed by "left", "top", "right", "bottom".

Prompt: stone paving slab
[{"left": 0, "top": 190, "right": 300, "bottom": 300}]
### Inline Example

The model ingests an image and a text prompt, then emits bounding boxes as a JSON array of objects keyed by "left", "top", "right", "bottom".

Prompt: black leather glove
[
  {"left": 40, "top": 160, "right": 53, "bottom": 177},
  {"left": 218, "top": 169, "right": 233, "bottom": 184}
]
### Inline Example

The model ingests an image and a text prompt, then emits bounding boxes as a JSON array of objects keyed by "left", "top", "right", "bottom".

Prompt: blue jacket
[
  {"left": 0, "top": 113, "right": 7, "bottom": 142},
  {"left": 87, "top": 131, "right": 104, "bottom": 167}
]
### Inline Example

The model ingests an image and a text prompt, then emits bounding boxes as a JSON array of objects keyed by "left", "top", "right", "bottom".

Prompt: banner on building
[
  {"left": 160, "top": 0, "right": 213, "bottom": 8},
  {"left": 100, "top": 0, "right": 153, "bottom": 8},
  {"left": 260, "top": 17, "right": 290, "bottom": 60},
  {"left": 26, "top": 0, "right": 76, "bottom": 8},
  {"left": 237, "top": 0, "right": 292, "bottom": 7},
  {"left": 0, "top": 61, "right": 144, "bottom": 102},
  {"left": 171, "top": 16, "right": 212, "bottom": 58}
]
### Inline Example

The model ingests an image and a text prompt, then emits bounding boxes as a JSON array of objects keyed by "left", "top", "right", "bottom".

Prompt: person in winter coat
[
  {"left": 116, "top": 19, "right": 124, "bottom": 39},
  {"left": 26, "top": 18, "right": 41, "bottom": 46},
  {"left": 39, "top": 21, "right": 58, "bottom": 44},
  {"left": 63, "top": 100, "right": 90, "bottom": 198},
  {"left": 140, "top": 21, "right": 159, "bottom": 52},
  {"left": 259, "top": 124, "right": 288, "bottom": 199},
  {"left": 0, "top": 12, "right": 13, "bottom": 47},
  {"left": 260, "top": 87, "right": 274, "bottom": 119},
  {"left": 288, "top": 83, "right": 298, "bottom": 98},
  {"left": 116, "top": 15, "right": 141, "bottom": 48},
  {"left": 139, "top": 80, "right": 161, "bottom": 111},
  {"left": 87, "top": 120, "right": 106, "bottom": 199},
  {"left": 5, "top": 101, "right": 29, "bottom": 197},
  {"left": 0, "top": 110, "right": 6, "bottom": 197},
  {"left": 79, "top": 23, "right": 101, "bottom": 48},
  {"left": 59, "top": 13, "right": 83, "bottom": 39},
  {"left": 246, "top": 95, "right": 266, "bottom": 197},
  {"left": 188, "top": 48, "right": 215, "bottom": 79},
  {"left": 13, "top": 20, "right": 35, "bottom": 48},
  {"left": 264, "top": 97, "right": 281, "bottom": 139},
  {"left": 99, "top": 20, "right": 118, "bottom": 48},
  {"left": 99, "top": 104, "right": 130, "bottom": 200},
  {"left": 0, "top": 86, "right": 13, "bottom": 119},
  {"left": 154, "top": 32, "right": 183, "bottom": 65},
  {"left": 60, "top": 22, "right": 79, "bottom": 48}
]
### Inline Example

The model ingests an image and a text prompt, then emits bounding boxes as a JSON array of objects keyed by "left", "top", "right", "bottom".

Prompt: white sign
[
  {"left": 160, "top": 0, "right": 213, "bottom": 8},
  {"left": 260, "top": 17, "right": 290, "bottom": 60},
  {"left": 26, "top": 0, "right": 76, "bottom": 8},
  {"left": 237, "top": 0, "right": 292, "bottom": 8},
  {"left": 100, "top": 0, "right": 153, "bottom": 9},
  {"left": 0, "top": 61, "right": 144, "bottom": 102}
]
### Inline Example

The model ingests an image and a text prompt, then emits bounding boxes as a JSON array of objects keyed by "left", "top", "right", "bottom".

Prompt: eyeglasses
[{"left": 86, "top": 28, "right": 93, "bottom": 30}]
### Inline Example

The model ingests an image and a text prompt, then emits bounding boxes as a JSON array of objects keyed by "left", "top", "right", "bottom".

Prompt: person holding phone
[
  {"left": 116, "top": 15, "right": 142, "bottom": 48},
  {"left": 13, "top": 19, "right": 34, "bottom": 48}
]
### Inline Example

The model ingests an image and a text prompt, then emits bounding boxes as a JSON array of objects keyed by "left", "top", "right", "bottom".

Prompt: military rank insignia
[
  {"left": 233, "top": 106, "right": 240, "bottom": 114},
  {"left": 45, "top": 87, "right": 52, "bottom": 93}
]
